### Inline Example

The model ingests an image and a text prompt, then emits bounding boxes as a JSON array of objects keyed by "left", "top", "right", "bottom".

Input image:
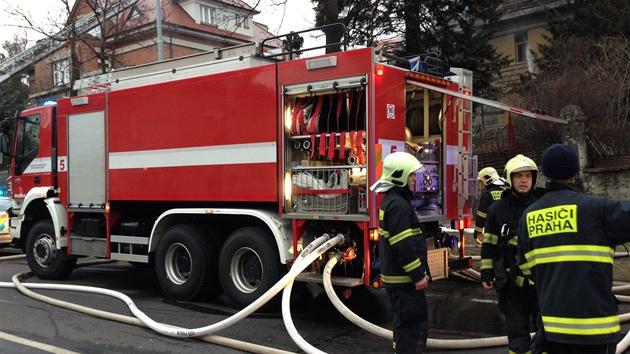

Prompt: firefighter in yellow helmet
[
  {"left": 480, "top": 154, "right": 540, "bottom": 354},
  {"left": 474, "top": 167, "right": 507, "bottom": 244},
  {"left": 370, "top": 152, "right": 430, "bottom": 353}
]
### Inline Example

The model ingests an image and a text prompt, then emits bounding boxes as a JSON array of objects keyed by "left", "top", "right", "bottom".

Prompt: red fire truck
[{"left": 0, "top": 26, "right": 563, "bottom": 309}]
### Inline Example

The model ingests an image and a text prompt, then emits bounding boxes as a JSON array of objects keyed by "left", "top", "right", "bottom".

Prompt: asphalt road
[{"left": 0, "top": 248, "right": 629, "bottom": 354}]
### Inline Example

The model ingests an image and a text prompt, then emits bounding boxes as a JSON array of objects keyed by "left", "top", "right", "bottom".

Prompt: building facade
[
  {"left": 490, "top": 0, "right": 565, "bottom": 88},
  {"left": 22, "top": 0, "right": 280, "bottom": 104}
]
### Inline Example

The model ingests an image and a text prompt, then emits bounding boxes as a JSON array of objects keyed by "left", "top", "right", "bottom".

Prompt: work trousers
[
  {"left": 498, "top": 283, "right": 539, "bottom": 354},
  {"left": 386, "top": 287, "right": 428, "bottom": 354},
  {"left": 546, "top": 342, "right": 616, "bottom": 354}
]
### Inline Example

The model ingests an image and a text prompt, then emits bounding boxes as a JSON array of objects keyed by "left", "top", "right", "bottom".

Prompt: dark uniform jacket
[
  {"left": 518, "top": 182, "right": 630, "bottom": 345},
  {"left": 378, "top": 187, "right": 428, "bottom": 290},
  {"left": 474, "top": 183, "right": 506, "bottom": 235},
  {"left": 480, "top": 188, "right": 536, "bottom": 288}
]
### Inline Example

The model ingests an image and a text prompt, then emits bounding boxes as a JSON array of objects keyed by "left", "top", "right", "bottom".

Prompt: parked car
[
  {"left": 0, "top": 197, "right": 10, "bottom": 211},
  {"left": 0, "top": 212, "right": 10, "bottom": 247},
  {"left": 0, "top": 186, "right": 12, "bottom": 247}
]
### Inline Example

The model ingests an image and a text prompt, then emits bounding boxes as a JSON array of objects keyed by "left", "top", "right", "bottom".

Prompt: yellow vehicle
[{"left": 0, "top": 212, "right": 11, "bottom": 246}]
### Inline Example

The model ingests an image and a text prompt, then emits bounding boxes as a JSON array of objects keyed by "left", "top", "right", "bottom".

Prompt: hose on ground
[
  {"left": 5, "top": 272, "right": 294, "bottom": 354},
  {"left": 1, "top": 235, "right": 341, "bottom": 353},
  {"left": 0, "top": 237, "right": 337, "bottom": 353},
  {"left": 9, "top": 235, "right": 344, "bottom": 340},
  {"left": 0, "top": 254, "right": 26, "bottom": 261},
  {"left": 322, "top": 252, "right": 510, "bottom": 349},
  {"left": 280, "top": 234, "right": 335, "bottom": 354},
  {"left": 3, "top": 241, "right": 630, "bottom": 353}
]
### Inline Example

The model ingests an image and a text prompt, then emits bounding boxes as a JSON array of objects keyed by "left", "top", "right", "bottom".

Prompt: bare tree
[
  {"left": 1, "top": 31, "right": 28, "bottom": 59},
  {"left": 505, "top": 36, "right": 630, "bottom": 158},
  {"left": 3, "top": 0, "right": 153, "bottom": 96},
  {"left": 0, "top": 32, "right": 29, "bottom": 119},
  {"left": 75, "top": 0, "right": 154, "bottom": 75}
]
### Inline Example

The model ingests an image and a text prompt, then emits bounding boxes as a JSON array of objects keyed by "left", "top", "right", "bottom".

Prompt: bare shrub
[{"left": 503, "top": 36, "right": 630, "bottom": 157}]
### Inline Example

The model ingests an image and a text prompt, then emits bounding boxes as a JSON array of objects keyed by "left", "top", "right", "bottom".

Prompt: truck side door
[{"left": 12, "top": 107, "right": 54, "bottom": 199}]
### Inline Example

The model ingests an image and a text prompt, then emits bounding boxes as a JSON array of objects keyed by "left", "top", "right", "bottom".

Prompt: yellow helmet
[
  {"left": 478, "top": 167, "right": 500, "bottom": 186},
  {"left": 504, "top": 154, "right": 538, "bottom": 188},
  {"left": 380, "top": 152, "right": 423, "bottom": 187}
]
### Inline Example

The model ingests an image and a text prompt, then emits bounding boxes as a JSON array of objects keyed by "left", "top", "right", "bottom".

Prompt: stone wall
[
  {"left": 582, "top": 167, "right": 630, "bottom": 200},
  {"left": 561, "top": 105, "right": 630, "bottom": 200}
]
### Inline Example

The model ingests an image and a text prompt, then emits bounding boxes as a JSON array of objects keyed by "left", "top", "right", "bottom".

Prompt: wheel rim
[
  {"left": 164, "top": 242, "right": 192, "bottom": 285},
  {"left": 33, "top": 234, "right": 56, "bottom": 267},
  {"left": 229, "top": 247, "right": 263, "bottom": 294}
]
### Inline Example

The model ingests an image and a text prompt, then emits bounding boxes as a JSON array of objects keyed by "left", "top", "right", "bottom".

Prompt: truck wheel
[
  {"left": 25, "top": 220, "right": 77, "bottom": 280},
  {"left": 219, "top": 227, "right": 285, "bottom": 309},
  {"left": 155, "top": 225, "right": 219, "bottom": 301}
]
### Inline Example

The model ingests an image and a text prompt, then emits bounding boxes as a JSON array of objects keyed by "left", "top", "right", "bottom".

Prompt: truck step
[{"left": 110, "top": 253, "right": 149, "bottom": 263}]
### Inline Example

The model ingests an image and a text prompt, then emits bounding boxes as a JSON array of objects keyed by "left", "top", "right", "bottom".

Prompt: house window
[
  {"left": 234, "top": 14, "right": 249, "bottom": 28},
  {"left": 98, "top": 55, "right": 112, "bottom": 72},
  {"left": 53, "top": 59, "right": 70, "bottom": 86},
  {"left": 200, "top": 5, "right": 216, "bottom": 25},
  {"left": 88, "top": 25, "right": 101, "bottom": 38},
  {"left": 129, "top": 6, "right": 142, "bottom": 20},
  {"left": 515, "top": 32, "right": 528, "bottom": 63}
]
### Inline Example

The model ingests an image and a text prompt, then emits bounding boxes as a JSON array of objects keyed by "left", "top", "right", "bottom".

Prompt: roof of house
[{"left": 498, "top": 0, "right": 565, "bottom": 20}]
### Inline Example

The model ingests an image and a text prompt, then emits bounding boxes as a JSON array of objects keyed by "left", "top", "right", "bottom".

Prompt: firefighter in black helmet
[{"left": 371, "top": 151, "right": 430, "bottom": 354}]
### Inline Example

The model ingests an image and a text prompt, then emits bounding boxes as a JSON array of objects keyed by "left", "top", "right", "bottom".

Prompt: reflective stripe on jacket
[
  {"left": 480, "top": 188, "right": 535, "bottom": 288},
  {"left": 518, "top": 182, "right": 630, "bottom": 345},
  {"left": 475, "top": 184, "right": 506, "bottom": 233},
  {"left": 378, "top": 187, "right": 428, "bottom": 290}
]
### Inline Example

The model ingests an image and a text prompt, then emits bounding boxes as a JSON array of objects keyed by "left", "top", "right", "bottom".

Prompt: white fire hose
[
  {"left": 323, "top": 252, "right": 630, "bottom": 352},
  {"left": 0, "top": 235, "right": 342, "bottom": 354},
  {"left": 322, "top": 252, "right": 510, "bottom": 349},
  {"left": 6, "top": 235, "right": 344, "bottom": 337},
  {"left": 2, "top": 241, "right": 630, "bottom": 353},
  {"left": 281, "top": 233, "right": 335, "bottom": 354}
]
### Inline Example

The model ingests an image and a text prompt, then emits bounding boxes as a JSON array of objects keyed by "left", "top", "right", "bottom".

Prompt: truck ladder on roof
[{"left": 73, "top": 42, "right": 265, "bottom": 92}]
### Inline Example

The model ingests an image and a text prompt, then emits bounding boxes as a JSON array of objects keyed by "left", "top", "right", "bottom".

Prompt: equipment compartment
[{"left": 284, "top": 79, "right": 368, "bottom": 217}]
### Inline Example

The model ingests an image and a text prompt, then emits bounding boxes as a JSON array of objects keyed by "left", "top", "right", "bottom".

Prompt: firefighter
[
  {"left": 370, "top": 151, "right": 430, "bottom": 354},
  {"left": 480, "top": 154, "right": 540, "bottom": 354},
  {"left": 518, "top": 144, "right": 630, "bottom": 354},
  {"left": 474, "top": 167, "right": 507, "bottom": 244}
]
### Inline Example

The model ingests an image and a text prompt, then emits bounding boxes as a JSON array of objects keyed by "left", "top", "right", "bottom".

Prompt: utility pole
[{"left": 156, "top": 0, "right": 164, "bottom": 61}]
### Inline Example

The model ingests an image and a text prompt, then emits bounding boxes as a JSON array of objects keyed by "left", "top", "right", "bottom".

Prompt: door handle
[{"left": 34, "top": 176, "right": 40, "bottom": 184}]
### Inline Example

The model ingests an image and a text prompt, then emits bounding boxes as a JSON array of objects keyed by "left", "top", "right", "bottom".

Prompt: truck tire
[
  {"left": 155, "top": 225, "right": 219, "bottom": 301},
  {"left": 219, "top": 227, "right": 285, "bottom": 310},
  {"left": 25, "top": 220, "right": 77, "bottom": 280}
]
